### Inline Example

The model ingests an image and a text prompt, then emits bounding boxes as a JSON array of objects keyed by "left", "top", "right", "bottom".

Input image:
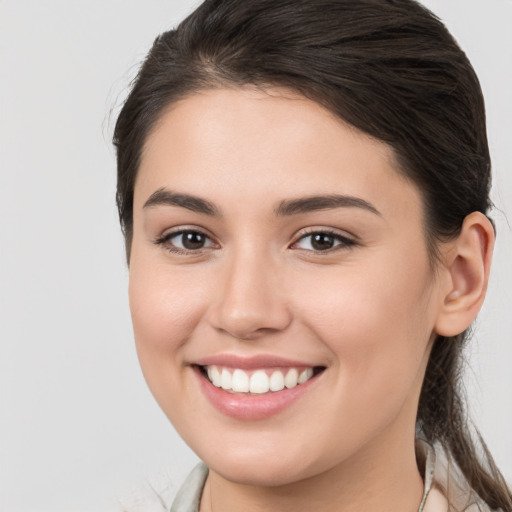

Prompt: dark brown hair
[{"left": 113, "top": 0, "right": 511, "bottom": 509}]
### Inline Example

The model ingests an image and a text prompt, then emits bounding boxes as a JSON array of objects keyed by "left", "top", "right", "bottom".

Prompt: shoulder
[{"left": 416, "top": 439, "right": 505, "bottom": 512}]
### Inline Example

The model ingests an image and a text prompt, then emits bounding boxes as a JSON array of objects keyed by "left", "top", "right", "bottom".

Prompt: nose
[{"left": 208, "top": 249, "right": 292, "bottom": 340}]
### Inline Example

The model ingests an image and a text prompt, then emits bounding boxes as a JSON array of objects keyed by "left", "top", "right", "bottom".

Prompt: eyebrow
[
  {"left": 143, "top": 188, "right": 380, "bottom": 218},
  {"left": 143, "top": 188, "right": 220, "bottom": 216},
  {"left": 275, "top": 195, "right": 380, "bottom": 216}
]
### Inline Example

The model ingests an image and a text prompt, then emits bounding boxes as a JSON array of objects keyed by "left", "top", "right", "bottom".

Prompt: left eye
[{"left": 293, "top": 232, "right": 354, "bottom": 252}]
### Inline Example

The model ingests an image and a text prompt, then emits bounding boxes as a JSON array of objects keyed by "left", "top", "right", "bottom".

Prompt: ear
[{"left": 434, "top": 212, "right": 495, "bottom": 337}]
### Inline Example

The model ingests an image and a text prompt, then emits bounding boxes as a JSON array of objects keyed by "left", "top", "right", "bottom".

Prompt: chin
[
  {"left": 190, "top": 431, "right": 332, "bottom": 487},
  {"left": 209, "top": 455, "right": 313, "bottom": 487}
]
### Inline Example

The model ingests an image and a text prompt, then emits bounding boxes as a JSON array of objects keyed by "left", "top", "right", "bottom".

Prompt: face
[{"left": 129, "top": 87, "right": 444, "bottom": 486}]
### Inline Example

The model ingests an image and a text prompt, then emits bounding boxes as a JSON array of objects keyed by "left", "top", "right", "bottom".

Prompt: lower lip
[{"left": 193, "top": 366, "right": 321, "bottom": 421}]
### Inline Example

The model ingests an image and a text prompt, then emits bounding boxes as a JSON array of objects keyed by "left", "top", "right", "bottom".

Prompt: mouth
[
  {"left": 195, "top": 364, "right": 326, "bottom": 395},
  {"left": 191, "top": 355, "right": 327, "bottom": 419}
]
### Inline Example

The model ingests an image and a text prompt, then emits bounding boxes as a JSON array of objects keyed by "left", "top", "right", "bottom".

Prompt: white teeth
[
  {"left": 231, "top": 369, "right": 249, "bottom": 392},
  {"left": 284, "top": 368, "right": 299, "bottom": 389},
  {"left": 298, "top": 368, "right": 313, "bottom": 384},
  {"left": 269, "top": 370, "right": 285, "bottom": 391},
  {"left": 249, "top": 370, "right": 270, "bottom": 394},
  {"left": 221, "top": 368, "right": 232, "bottom": 390},
  {"left": 210, "top": 366, "right": 222, "bottom": 387},
  {"left": 204, "top": 365, "right": 317, "bottom": 393}
]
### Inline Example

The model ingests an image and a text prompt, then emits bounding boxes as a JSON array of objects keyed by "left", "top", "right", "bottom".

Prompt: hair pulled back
[{"left": 113, "top": 1, "right": 511, "bottom": 509}]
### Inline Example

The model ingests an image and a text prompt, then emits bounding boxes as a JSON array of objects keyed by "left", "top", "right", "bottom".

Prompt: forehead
[{"left": 135, "top": 87, "right": 422, "bottom": 222}]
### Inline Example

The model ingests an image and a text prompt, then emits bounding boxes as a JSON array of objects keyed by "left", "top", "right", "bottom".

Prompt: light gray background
[{"left": 0, "top": 1, "right": 511, "bottom": 510}]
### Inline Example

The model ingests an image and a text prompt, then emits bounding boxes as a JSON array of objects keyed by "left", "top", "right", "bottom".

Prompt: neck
[{"left": 202, "top": 425, "right": 424, "bottom": 512}]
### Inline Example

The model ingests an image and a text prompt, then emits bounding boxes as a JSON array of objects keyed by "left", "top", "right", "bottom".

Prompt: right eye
[{"left": 154, "top": 229, "right": 217, "bottom": 254}]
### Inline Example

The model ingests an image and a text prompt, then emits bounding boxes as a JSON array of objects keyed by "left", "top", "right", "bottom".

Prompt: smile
[
  {"left": 192, "top": 356, "right": 326, "bottom": 420},
  {"left": 203, "top": 365, "right": 316, "bottom": 394}
]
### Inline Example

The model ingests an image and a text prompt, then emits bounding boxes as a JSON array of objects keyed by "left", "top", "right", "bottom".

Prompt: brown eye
[
  {"left": 180, "top": 231, "right": 207, "bottom": 250},
  {"left": 293, "top": 231, "right": 355, "bottom": 252},
  {"left": 155, "top": 229, "right": 216, "bottom": 253},
  {"left": 311, "top": 233, "right": 335, "bottom": 251}
]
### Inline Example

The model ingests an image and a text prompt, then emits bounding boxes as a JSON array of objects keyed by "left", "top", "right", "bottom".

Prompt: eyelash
[
  {"left": 153, "top": 229, "right": 217, "bottom": 254},
  {"left": 292, "top": 228, "right": 357, "bottom": 254},
  {"left": 153, "top": 228, "right": 357, "bottom": 255}
]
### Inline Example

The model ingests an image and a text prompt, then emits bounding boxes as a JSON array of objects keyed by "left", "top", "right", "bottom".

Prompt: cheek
[
  {"left": 298, "top": 255, "right": 432, "bottom": 336},
  {"left": 128, "top": 257, "right": 210, "bottom": 392},
  {"left": 293, "top": 251, "right": 435, "bottom": 404}
]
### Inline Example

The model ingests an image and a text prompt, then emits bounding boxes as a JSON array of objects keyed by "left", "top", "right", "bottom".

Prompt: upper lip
[{"left": 193, "top": 354, "right": 322, "bottom": 370}]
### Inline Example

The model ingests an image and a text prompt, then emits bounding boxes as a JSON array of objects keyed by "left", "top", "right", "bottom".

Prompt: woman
[{"left": 113, "top": 0, "right": 512, "bottom": 511}]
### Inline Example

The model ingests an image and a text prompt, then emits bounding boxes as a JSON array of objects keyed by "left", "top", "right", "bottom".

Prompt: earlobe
[{"left": 434, "top": 212, "right": 495, "bottom": 337}]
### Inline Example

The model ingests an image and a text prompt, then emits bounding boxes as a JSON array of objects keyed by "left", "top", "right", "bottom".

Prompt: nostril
[{"left": 213, "top": 311, "right": 294, "bottom": 341}]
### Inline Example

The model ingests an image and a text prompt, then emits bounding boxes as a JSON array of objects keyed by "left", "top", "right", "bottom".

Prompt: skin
[{"left": 128, "top": 87, "right": 493, "bottom": 512}]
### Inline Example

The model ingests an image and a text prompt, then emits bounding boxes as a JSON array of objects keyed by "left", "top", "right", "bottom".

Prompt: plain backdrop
[{"left": 0, "top": 1, "right": 511, "bottom": 510}]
